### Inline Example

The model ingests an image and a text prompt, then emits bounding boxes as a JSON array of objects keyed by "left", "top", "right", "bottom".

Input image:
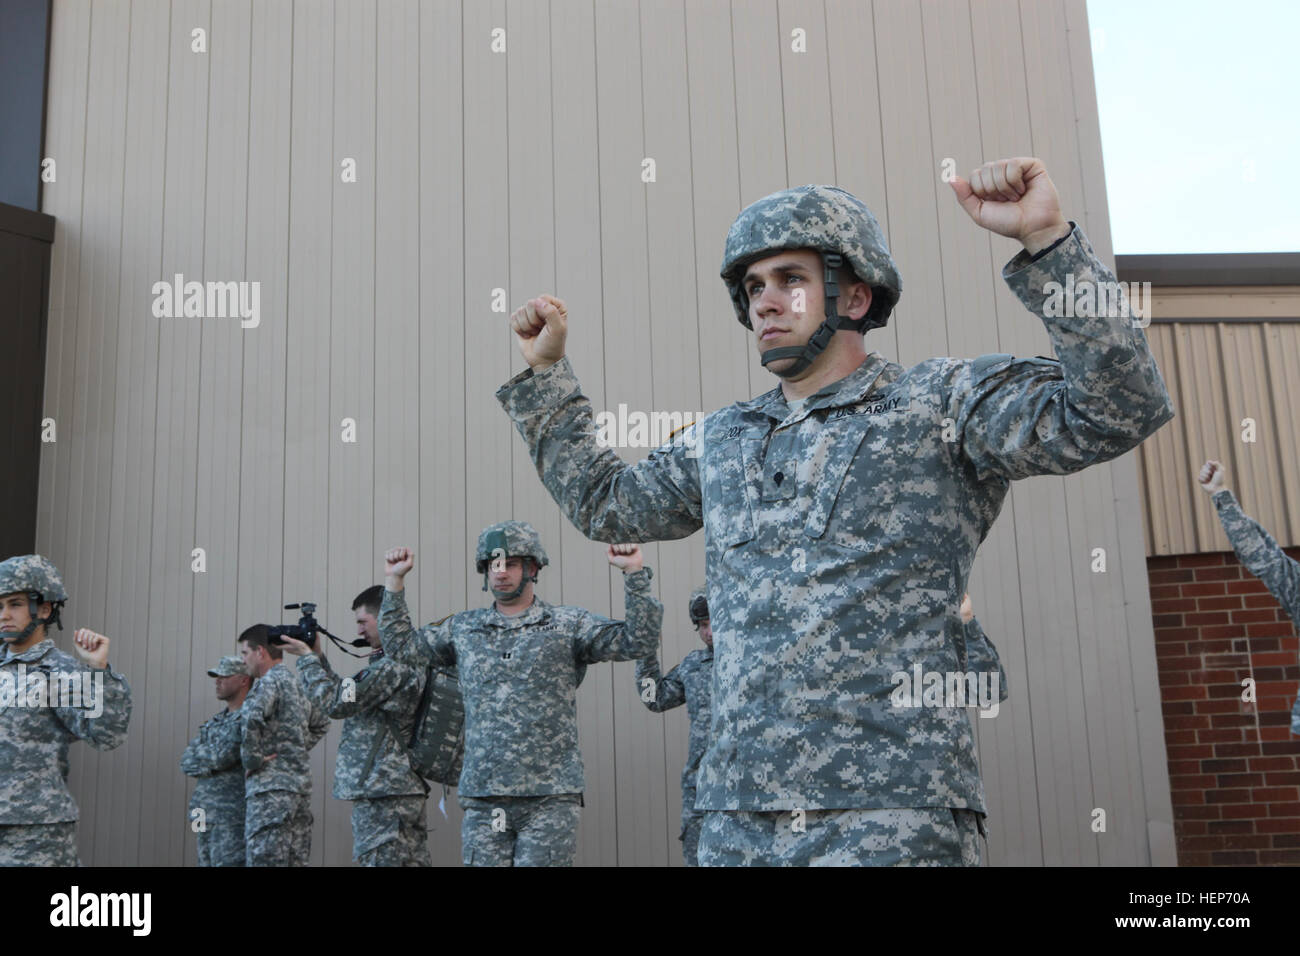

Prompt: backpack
[{"left": 405, "top": 661, "right": 465, "bottom": 785}]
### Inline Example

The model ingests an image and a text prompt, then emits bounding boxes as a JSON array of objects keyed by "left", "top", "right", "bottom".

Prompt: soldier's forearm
[
  {"left": 620, "top": 568, "right": 664, "bottom": 659},
  {"left": 1214, "top": 489, "right": 1300, "bottom": 620}
]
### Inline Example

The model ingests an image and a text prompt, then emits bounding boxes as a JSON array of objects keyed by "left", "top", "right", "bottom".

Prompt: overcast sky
[{"left": 1088, "top": 0, "right": 1300, "bottom": 254}]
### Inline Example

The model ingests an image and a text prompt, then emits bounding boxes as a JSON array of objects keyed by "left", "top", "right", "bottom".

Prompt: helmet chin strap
[
  {"left": 482, "top": 566, "right": 540, "bottom": 603},
  {"left": 3, "top": 595, "right": 57, "bottom": 644},
  {"left": 758, "top": 252, "right": 871, "bottom": 379}
]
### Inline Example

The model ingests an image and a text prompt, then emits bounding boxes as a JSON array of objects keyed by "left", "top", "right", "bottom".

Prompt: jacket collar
[
  {"left": 0, "top": 637, "right": 55, "bottom": 667},
  {"left": 735, "top": 352, "right": 895, "bottom": 423},
  {"left": 487, "top": 595, "right": 553, "bottom": 631}
]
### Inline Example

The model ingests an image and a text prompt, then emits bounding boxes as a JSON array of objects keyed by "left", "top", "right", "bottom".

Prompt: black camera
[{"left": 266, "top": 602, "right": 321, "bottom": 648}]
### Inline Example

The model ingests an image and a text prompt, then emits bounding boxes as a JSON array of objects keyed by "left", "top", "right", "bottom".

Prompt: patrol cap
[
  {"left": 475, "top": 521, "right": 550, "bottom": 574},
  {"left": 207, "top": 655, "right": 248, "bottom": 678},
  {"left": 720, "top": 184, "right": 902, "bottom": 331}
]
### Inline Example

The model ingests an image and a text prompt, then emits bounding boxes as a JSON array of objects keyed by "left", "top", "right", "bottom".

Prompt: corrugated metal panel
[
  {"left": 36, "top": 0, "right": 1173, "bottom": 866},
  {"left": 1140, "top": 321, "right": 1300, "bottom": 557}
]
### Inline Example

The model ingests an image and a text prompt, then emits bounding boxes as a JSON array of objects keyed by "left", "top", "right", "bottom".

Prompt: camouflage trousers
[
  {"left": 459, "top": 793, "right": 581, "bottom": 867},
  {"left": 697, "top": 807, "right": 985, "bottom": 866},
  {"left": 0, "top": 821, "right": 79, "bottom": 866},
  {"left": 352, "top": 795, "right": 431, "bottom": 867},
  {"left": 196, "top": 812, "right": 246, "bottom": 867},
  {"left": 245, "top": 790, "right": 312, "bottom": 867}
]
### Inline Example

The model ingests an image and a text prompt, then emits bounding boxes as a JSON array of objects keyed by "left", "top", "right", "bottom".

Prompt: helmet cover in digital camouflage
[{"left": 0, "top": 554, "right": 68, "bottom": 641}]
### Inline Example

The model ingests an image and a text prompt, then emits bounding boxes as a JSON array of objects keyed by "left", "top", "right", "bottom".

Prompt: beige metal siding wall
[
  {"left": 1140, "top": 316, "right": 1300, "bottom": 558},
  {"left": 37, "top": 0, "right": 1174, "bottom": 865}
]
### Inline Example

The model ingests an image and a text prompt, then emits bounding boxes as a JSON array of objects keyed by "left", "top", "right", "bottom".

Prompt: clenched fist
[
  {"left": 510, "top": 295, "right": 568, "bottom": 372},
  {"left": 72, "top": 628, "right": 110, "bottom": 669},
  {"left": 949, "top": 157, "right": 1069, "bottom": 254},
  {"left": 1198, "top": 460, "right": 1226, "bottom": 494},
  {"left": 385, "top": 547, "right": 415, "bottom": 592},
  {"left": 607, "top": 543, "right": 643, "bottom": 574}
]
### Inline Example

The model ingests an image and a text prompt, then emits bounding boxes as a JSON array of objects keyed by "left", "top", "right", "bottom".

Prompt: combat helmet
[
  {"left": 475, "top": 521, "right": 549, "bottom": 600},
  {"left": 0, "top": 554, "right": 68, "bottom": 643},
  {"left": 688, "top": 585, "right": 709, "bottom": 626},
  {"left": 720, "top": 184, "right": 902, "bottom": 377}
]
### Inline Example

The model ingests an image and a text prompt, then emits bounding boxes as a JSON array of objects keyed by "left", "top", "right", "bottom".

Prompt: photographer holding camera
[
  {"left": 237, "top": 623, "right": 329, "bottom": 866},
  {"left": 279, "top": 587, "right": 432, "bottom": 866}
]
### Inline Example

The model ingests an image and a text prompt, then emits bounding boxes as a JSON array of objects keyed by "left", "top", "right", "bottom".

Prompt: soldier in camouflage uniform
[
  {"left": 281, "top": 586, "right": 431, "bottom": 866},
  {"left": 378, "top": 522, "right": 662, "bottom": 866},
  {"left": 958, "top": 593, "right": 1009, "bottom": 706},
  {"left": 0, "top": 555, "right": 132, "bottom": 865},
  {"left": 181, "top": 655, "right": 251, "bottom": 866},
  {"left": 499, "top": 159, "right": 1175, "bottom": 865},
  {"left": 635, "top": 585, "right": 713, "bottom": 866},
  {"left": 238, "top": 624, "right": 330, "bottom": 866},
  {"left": 1199, "top": 460, "right": 1300, "bottom": 736}
]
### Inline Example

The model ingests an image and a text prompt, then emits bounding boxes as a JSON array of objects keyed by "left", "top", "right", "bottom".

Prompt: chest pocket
[
  {"left": 802, "top": 418, "right": 874, "bottom": 541},
  {"left": 702, "top": 438, "right": 757, "bottom": 548}
]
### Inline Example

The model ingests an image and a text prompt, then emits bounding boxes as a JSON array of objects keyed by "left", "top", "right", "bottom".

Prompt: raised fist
[
  {"left": 607, "top": 543, "right": 643, "bottom": 574},
  {"left": 1198, "top": 460, "right": 1226, "bottom": 494},
  {"left": 72, "top": 628, "right": 110, "bottom": 669},
  {"left": 949, "top": 157, "right": 1068, "bottom": 252},
  {"left": 385, "top": 547, "right": 415, "bottom": 578},
  {"left": 510, "top": 295, "right": 569, "bottom": 371}
]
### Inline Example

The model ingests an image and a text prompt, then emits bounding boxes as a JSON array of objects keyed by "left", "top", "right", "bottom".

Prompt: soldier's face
[
  {"left": 214, "top": 673, "right": 244, "bottom": 700},
  {"left": 489, "top": 557, "right": 528, "bottom": 593},
  {"left": 743, "top": 250, "right": 827, "bottom": 371},
  {"left": 237, "top": 640, "right": 266, "bottom": 677},
  {"left": 355, "top": 607, "right": 380, "bottom": 647},
  {"left": 0, "top": 593, "right": 49, "bottom": 641},
  {"left": 698, "top": 618, "right": 713, "bottom": 648}
]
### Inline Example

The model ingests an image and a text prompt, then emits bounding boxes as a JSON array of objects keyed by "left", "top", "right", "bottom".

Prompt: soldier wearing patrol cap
[
  {"left": 499, "top": 158, "right": 1175, "bottom": 865},
  {"left": 0, "top": 554, "right": 133, "bottom": 865},
  {"left": 181, "top": 655, "right": 252, "bottom": 866},
  {"left": 635, "top": 585, "right": 713, "bottom": 866},
  {"left": 378, "top": 521, "right": 663, "bottom": 866}
]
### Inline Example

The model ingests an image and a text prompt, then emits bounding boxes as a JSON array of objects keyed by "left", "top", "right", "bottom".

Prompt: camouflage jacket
[
  {"left": 240, "top": 661, "right": 330, "bottom": 796},
  {"left": 0, "top": 639, "right": 132, "bottom": 824},
  {"left": 635, "top": 647, "right": 713, "bottom": 803},
  {"left": 959, "top": 618, "right": 1009, "bottom": 703},
  {"left": 1212, "top": 489, "right": 1300, "bottom": 735},
  {"left": 180, "top": 708, "right": 245, "bottom": 821},
  {"left": 297, "top": 649, "right": 428, "bottom": 800},
  {"left": 497, "top": 224, "right": 1174, "bottom": 812},
  {"left": 379, "top": 568, "right": 662, "bottom": 797}
]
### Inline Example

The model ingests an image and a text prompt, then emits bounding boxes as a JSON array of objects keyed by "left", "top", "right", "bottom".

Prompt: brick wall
[{"left": 1150, "top": 550, "right": 1300, "bottom": 865}]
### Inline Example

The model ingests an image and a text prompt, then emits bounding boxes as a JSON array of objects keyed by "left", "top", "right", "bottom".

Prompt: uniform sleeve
[
  {"left": 496, "top": 357, "right": 705, "bottom": 543},
  {"left": 54, "top": 665, "right": 132, "bottom": 752},
  {"left": 240, "top": 675, "right": 276, "bottom": 772},
  {"left": 298, "top": 652, "right": 414, "bottom": 719},
  {"left": 379, "top": 588, "right": 455, "bottom": 669},
  {"left": 180, "top": 714, "right": 243, "bottom": 777},
  {"left": 634, "top": 652, "right": 687, "bottom": 713},
  {"left": 945, "top": 223, "right": 1175, "bottom": 482},
  {"left": 306, "top": 698, "right": 330, "bottom": 750},
  {"left": 573, "top": 567, "right": 664, "bottom": 664},
  {"left": 1213, "top": 489, "right": 1300, "bottom": 626}
]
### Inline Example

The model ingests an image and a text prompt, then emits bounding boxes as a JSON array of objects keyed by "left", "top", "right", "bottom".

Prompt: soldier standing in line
[
  {"left": 238, "top": 624, "right": 329, "bottom": 866},
  {"left": 1199, "top": 460, "right": 1300, "bottom": 735},
  {"left": 281, "top": 586, "right": 432, "bottom": 866},
  {"left": 497, "top": 158, "right": 1175, "bottom": 865},
  {"left": 0, "top": 554, "right": 132, "bottom": 865},
  {"left": 378, "top": 522, "right": 662, "bottom": 866},
  {"left": 635, "top": 585, "right": 713, "bottom": 866},
  {"left": 181, "top": 654, "right": 251, "bottom": 866}
]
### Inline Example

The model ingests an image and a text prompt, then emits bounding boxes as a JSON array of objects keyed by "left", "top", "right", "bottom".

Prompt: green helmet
[
  {"left": 688, "top": 585, "right": 709, "bottom": 625},
  {"left": 720, "top": 184, "right": 902, "bottom": 377},
  {"left": 0, "top": 554, "right": 68, "bottom": 641},
  {"left": 474, "top": 521, "right": 550, "bottom": 575}
]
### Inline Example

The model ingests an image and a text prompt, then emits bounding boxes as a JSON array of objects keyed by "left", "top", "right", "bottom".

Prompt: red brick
[
  {"left": 1248, "top": 622, "right": 1297, "bottom": 638},
  {"left": 1259, "top": 849, "right": 1300, "bottom": 864},
  {"left": 1168, "top": 744, "right": 1215, "bottom": 760},
  {"left": 1171, "top": 789, "right": 1206, "bottom": 806},
  {"left": 1210, "top": 714, "right": 1257, "bottom": 729},
  {"left": 1165, "top": 687, "right": 1209, "bottom": 702},
  {"left": 1155, "top": 627, "right": 1199, "bottom": 643},
  {"left": 1255, "top": 818, "right": 1300, "bottom": 834},
  {"left": 1206, "top": 682, "right": 1250, "bottom": 699},
  {"left": 1177, "top": 851, "right": 1212, "bottom": 865},
  {"left": 1264, "top": 772, "right": 1300, "bottom": 786},
  {"left": 1198, "top": 729, "right": 1245, "bottom": 744},
  {"left": 1198, "top": 596, "right": 1244, "bottom": 611},
  {"left": 1210, "top": 850, "right": 1257, "bottom": 864},
  {"left": 1177, "top": 820, "right": 1209, "bottom": 836},
  {"left": 1253, "top": 787, "right": 1300, "bottom": 802},
  {"left": 1215, "top": 743, "right": 1264, "bottom": 757},
  {"left": 1155, "top": 642, "right": 1188, "bottom": 658},
  {"left": 1153, "top": 599, "right": 1196, "bottom": 614},
  {"left": 1221, "top": 803, "right": 1268, "bottom": 819},
  {"left": 1273, "top": 835, "right": 1300, "bottom": 847},
  {"left": 1161, "top": 671, "right": 1190, "bottom": 686},
  {"left": 1225, "top": 579, "right": 1269, "bottom": 594},
  {"left": 1153, "top": 614, "right": 1185, "bottom": 629},
  {"left": 1169, "top": 774, "right": 1218, "bottom": 790},
  {"left": 1205, "top": 820, "right": 1254, "bottom": 835},
  {"left": 1216, "top": 773, "right": 1264, "bottom": 788},
  {"left": 1164, "top": 715, "right": 1210, "bottom": 731},
  {"left": 1178, "top": 836, "right": 1232, "bottom": 851},
  {"left": 1149, "top": 569, "right": 1195, "bottom": 586},
  {"left": 1244, "top": 594, "right": 1283, "bottom": 608},
  {"left": 1261, "top": 727, "right": 1295, "bottom": 742},
  {"left": 1204, "top": 654, "right": 1249, "bottom": 668},
  {"left": 1256, "top": 681, "right": 1297, "bottom": 697},
  {"left": 1179, "top": 553, "right": 1226, "bottom": 567},
  {"left": 1249, "top": 756, "right": 1295, "bottom": 771},
  {"left": 1198, "top": 629, "right": 1244, "bottom": 645},
  {"left": 1233, "top": 609, "right": 1278, "bottom": 624},
  {"left": 1195, "top": 699, "right": 1250, "bottom": 715},
  {"left": 1202, "top": 758, "right": 1249, "bottom": 773},
  {"left": 1196, "top": 567, "right": 1242, "bottom": 581},
  {"left": 1150, "top": 584, "right": 1185, "bottom": 601},
  {"left": 1205, "top": 788, "right": 1252, "bottom": 803},
  {"left": 1261, "top": 742, "right": 1300, "bottom": 755},
  {"left": 1268, "top": 802, "right": 1300, "bottom": 816},
  {"left": 1173, "top": 805, "right": 1221, "bottom": 820},
  {"left": 1187, "top": 611, "right": 1232, "bottom": 626}
]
